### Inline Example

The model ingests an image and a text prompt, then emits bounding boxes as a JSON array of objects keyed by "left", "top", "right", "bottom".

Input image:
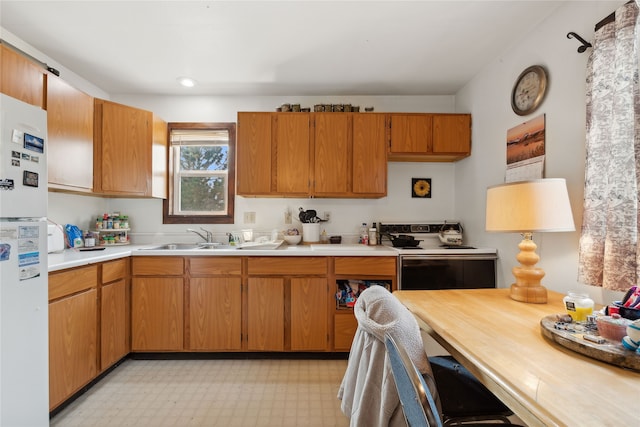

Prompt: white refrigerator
[{"left": 0, "top": 93, "right": 49, "bottom": 426}]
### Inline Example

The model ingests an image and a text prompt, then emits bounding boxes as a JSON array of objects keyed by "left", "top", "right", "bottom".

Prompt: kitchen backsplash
[{"left": 48, "top": 162, "right": 457, "bottom": 245}]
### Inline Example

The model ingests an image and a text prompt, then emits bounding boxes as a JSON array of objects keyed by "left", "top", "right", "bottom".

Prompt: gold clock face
[{"left": 511, "top": 65, "right": 547, "bottom": 116}]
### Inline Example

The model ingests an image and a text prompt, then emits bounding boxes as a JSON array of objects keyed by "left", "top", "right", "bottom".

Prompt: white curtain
[{"left": 578, "top": 1, "right": 640, "bottom": 291}]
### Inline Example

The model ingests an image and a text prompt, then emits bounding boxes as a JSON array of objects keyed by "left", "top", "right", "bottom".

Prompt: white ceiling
[{"left": 0, "top": 1, "right": 566, "bottom": 96}]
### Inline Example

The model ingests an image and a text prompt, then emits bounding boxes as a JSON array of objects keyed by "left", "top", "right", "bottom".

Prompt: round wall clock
[{"left": 511, "top": 65, "right": 548, "bottom": 116}]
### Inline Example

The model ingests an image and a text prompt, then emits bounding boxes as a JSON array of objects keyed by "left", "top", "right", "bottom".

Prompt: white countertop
[{"left": 47, "top": 244, "right": 398, "bottom": 272}]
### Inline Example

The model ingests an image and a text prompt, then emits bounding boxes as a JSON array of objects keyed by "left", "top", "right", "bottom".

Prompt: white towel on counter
[{"left": 337, "top": 285, "right": 440, "bottom": 427}]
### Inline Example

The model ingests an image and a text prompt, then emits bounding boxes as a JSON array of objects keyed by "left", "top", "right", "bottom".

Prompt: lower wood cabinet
[
  {"left": 101, "top": 278, "right": 127, "bottom": 369},
  {"left": 131, "top": 257, "right": 184, "bottom": 351},
  {"left": 132, "top": 277, "right": 184, "bottom": 351},
  {"left": 189, "top": 277, "right": 242, "bottom": 350},
  {"left": 290, "top": 277, "right": 328, "bottom": 351},
  {"left": 48, "top": 265, "right": 99, "bottom": 410},
  {"left": 100, "top": 258, "right": 129, "bottom": 370},
  {"left": 247, "top": 278, "right": 285, "bottom": 351},
  {"left": 247, "top": 257, "right": 329, "bottom": 351},
  {"left": 332, "top": 256, "right": 397, "bottom": 351}
]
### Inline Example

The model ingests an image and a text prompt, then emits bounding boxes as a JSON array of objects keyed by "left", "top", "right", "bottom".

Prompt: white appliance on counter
[{"left": 0, "top": 93, "right": 49, "bottom": 426}]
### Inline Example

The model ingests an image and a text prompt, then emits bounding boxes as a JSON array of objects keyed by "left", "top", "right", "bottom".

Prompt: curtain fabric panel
[{"left": 578, "top": 1, "right": 640, "bottom": 291}]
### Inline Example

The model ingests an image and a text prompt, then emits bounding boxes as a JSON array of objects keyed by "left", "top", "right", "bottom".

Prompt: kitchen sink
[
  {"left": 139, "top": 243, "right": 236, "bottom": 250},
  {"left": 142, "top": 243, "right": 203, "bottom": 250}
]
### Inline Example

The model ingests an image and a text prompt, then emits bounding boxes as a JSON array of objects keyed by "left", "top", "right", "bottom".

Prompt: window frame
[{"left": 163, "top": 122, "right": 236, "bottom": 224}]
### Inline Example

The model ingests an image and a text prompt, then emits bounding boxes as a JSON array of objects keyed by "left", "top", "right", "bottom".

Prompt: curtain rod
[
  {"left": 0, "top": 38, "right": 59, "bottom": 76},
  {"left": 595, "top": 0, "right": 634, "bottom": 31}
]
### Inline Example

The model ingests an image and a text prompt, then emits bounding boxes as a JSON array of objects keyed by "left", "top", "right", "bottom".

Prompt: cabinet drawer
[
  {"left": 189, "top": 257, "right": 242, "bottom": 276},
  {"left": 247, "top": 257, "right": 327, "bottom": 275},
  {"left": 335, "top": 257, "right": 396, "bottom": 276},
  {"left": 132, "top": 257, "right": 184, "bottom": 276},
  {"left": 102, "top": 258, "right": 127, "bottom": 283},
  {"left": 49, "top": 265, "right": 98, "bottom": 301}
]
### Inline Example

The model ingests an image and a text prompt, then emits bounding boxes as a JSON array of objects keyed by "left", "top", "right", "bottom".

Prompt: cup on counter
[
  {"left": 302, "top": 223, "right": 320, "bottom": 243},
  {"left": 242, "top": 229, "right": 253, "bottom": 242}
]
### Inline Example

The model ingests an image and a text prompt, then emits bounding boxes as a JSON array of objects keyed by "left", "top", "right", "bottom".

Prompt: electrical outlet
[
  {"left": 323, "top": 211, "right": 331, "bottom": 222},
  {"left": 243, "top": 212, "right": 256, "bottom": 224}
]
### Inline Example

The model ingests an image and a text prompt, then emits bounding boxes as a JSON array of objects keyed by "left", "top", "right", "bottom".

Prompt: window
[{"left": 163, "top": 123, "right": 236, "bottom": 224}]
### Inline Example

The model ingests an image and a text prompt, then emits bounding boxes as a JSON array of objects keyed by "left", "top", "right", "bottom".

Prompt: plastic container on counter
[{"left": 563, "top": 291, "right": 594, "bottom": 322}]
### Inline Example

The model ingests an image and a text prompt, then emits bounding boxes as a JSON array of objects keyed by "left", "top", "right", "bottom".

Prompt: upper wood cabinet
[
  {"left": 47, "top": 75, "right": 94, "bottom": 192},
  {"left": 236, "top": 112, "right": 272, "bottom": 195},
  {"left": 275, "top": 113, "right": 311, "bottom": 195},
  {"left": 351, "top": 113, "right": 387, "bottom": 195},
  {"left": 237, "top": 112, "right": 387, "bottom": 198},
  {"left": 237, "top": 112, "right": 311, "bottom": 197},
  {"left": 314, "top": 112, "right": 387, "bottom": 197},
  {"left": 94, "top": 99, "right": 167, "bottom": 198},
  {"left": 0, "top": 44, "right": 45, "bottom": 108},
  {"left": 388, "top": 113, "right": 471, "bottom": 162}
]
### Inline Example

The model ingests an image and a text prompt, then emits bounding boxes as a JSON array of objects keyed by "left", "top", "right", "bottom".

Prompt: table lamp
[{"left": 485, "top": 179, "right": 575, "bottom": 303}]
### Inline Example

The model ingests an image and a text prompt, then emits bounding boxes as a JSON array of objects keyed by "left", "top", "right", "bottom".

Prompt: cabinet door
[
  {"left": 247, "top": 278, "right": 284, "bottom": 351},
  {"left": 433, "top": 114, "right": 471, "bottom": 154},
  {"left": 101, "top": 279, "right": 127, "bottom": 370},
  {"left": 334, "top": 313, "right": 358, "bottom": 351},
  {"left": 290, "top": 278, "right": 328, "bottom": 351},
  {"left": 0, "top": 45, "right": 44, "bottom": 107},
  {"left": 189, "top": 277, "right": 242, "bottom": 350},
  {"left": 353, "top": 113, "right": 387, "bottom": 195},
  {"left": 237, "top": 112, "right": 273, "bottom": 195},
  {"left": 94, "top": 99, "right": 152, "bottom": 196},
  {"left": 314, "top": 113, "right": 349, "bottom": 195},
  {"left": 49, "top": 289, "right": 97, "bottom": 410},
  {"left": 275, "top": 113, "right": 310, "bottom": 195},
  {"left": 47, "top": 75, "right": 94, "bottom": 191},
  {"left": 389, "top": 114, "right": 432, "bottom": 154},
  {"left": 132, "top": 277, "right": 183, "bottom": 351}
]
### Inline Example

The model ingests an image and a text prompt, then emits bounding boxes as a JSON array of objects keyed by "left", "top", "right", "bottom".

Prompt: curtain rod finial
[{"left": 567, "top": 32, "right": 593, "bottom": 53}]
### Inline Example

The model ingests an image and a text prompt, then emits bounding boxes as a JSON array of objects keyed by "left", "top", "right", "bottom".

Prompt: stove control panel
[{"left": 379, "top": 223, "right": 450, "bottom": 235}]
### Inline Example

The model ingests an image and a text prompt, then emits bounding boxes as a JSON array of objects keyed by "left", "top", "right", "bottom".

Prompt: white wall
[{"left": 455, "top": 0, "right": 627, "bottom": 304}]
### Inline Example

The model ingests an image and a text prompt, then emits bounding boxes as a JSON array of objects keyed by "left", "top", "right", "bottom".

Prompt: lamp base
[
  {"left": 510, "top": 234, "right": 548, "bottom": 304},
  {"left": 510, "top": 282, "right": 547, "bottom": 304}
]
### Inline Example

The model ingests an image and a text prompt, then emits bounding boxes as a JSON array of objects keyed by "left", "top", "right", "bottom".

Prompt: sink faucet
[{"left": 187, "top": 227, "right": 213, "bottom": 243}]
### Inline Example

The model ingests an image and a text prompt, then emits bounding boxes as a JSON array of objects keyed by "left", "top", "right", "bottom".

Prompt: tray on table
[{"left": 540, "top": 315, "right": 640, "bottom": 372}]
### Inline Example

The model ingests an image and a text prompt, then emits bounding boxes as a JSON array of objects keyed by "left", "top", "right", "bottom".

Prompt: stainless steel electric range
[{"left": 377, "top": 221, "right": 498, "bottom": 290}]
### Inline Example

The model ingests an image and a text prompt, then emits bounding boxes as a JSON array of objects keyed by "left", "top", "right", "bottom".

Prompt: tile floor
[{"left": 50, "top": 358, "right": 351, "bottom": 427}]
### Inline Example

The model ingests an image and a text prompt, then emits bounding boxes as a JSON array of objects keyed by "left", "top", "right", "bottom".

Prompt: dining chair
[{"left": 385, "top": 332, "right": 521, "bottom": 427}]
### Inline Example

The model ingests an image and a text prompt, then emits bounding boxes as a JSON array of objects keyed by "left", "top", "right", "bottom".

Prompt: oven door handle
[{"left": 401, "top": 255, "right": 498, "bottom": 261}]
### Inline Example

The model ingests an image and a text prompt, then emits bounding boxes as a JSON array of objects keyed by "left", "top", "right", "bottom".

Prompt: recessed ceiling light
[{"left": 177, "top": 77, "right": 196, "bottom": 88}]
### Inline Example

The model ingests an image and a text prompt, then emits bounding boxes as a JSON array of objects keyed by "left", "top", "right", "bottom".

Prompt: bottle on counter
[
  {"left": 360, "top": 223, "right": 369, "bottom": 245},
  {"left": 368, "top": 227, "right": 377, "bottom": 246},
  {"left": 84, "top": 230, "right": 95, "bottom": 248},
  {"left": 96, "top": 217, "right": 103, "bottom": 230}
]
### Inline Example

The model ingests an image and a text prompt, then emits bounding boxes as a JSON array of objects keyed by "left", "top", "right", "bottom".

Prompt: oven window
[{"left": 400, "top": 258, "right": 496, "bottom": 290}]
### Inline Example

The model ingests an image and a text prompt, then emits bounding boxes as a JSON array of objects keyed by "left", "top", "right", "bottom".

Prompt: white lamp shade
[{"left": 486, "top": 179, "right": 575, "bottom": 233}]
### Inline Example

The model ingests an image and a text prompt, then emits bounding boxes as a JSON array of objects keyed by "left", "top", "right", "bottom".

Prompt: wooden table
[{"left": 394, "top": 289, "right": 640, "bottom": 427}]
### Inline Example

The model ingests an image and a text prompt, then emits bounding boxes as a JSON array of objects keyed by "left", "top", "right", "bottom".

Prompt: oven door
[{"left": 399, "top": 255, "right": 497, "bottom": 290}]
